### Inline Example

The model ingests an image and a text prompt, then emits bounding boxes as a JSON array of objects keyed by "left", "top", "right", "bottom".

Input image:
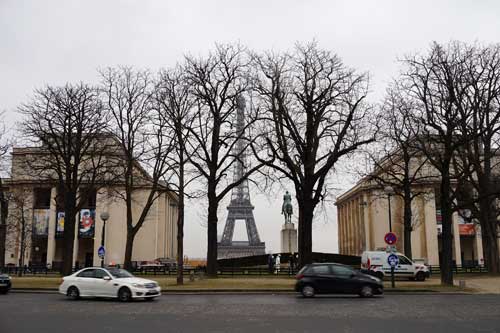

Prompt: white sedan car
[{"left": 59, "top": 267, "right": 161, "bottom": 301}]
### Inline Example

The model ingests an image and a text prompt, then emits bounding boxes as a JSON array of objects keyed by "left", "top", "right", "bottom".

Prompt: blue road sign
[
  {"left": 387, "top": 253, "right": 399, "bottom": 268},
  {"left": 98, "top": 246, "right": 105, "bottom": 259}
]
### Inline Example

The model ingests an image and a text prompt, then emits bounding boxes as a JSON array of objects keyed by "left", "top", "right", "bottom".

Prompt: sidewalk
[{"left": 456, "top": 275, "right": 500, "bottom": 294}]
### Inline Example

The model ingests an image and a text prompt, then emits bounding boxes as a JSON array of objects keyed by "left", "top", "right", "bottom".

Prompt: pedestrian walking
[{"left": 268, "top": 254, "right": 275, "bottom": 274}]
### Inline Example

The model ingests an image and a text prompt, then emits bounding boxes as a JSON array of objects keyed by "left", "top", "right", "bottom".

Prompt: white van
[{"left": 361, "top": 251, "right": 430, "bottom": 281}]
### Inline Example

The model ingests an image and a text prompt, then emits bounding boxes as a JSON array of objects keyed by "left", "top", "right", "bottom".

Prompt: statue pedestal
[{"left": 280, "top": 223, "right": 298, "bottom": 253}]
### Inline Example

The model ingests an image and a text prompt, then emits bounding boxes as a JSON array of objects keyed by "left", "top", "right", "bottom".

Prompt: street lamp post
[
  {"left": 99, "top": 212, "right": 110, "bottom": 268},
  {"left": 384, "top": 186, "right": 396, "bottom": 288}
]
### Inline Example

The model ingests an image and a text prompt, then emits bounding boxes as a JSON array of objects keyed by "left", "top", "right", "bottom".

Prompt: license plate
[{"left": 0, "top": 283, "right": 8, "bottom": 287}]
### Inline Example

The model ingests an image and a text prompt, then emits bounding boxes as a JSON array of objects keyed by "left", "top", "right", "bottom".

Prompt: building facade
[
  {"left": 3, "top": 145, "right": 178, "bottom": 269},
  {"left": 336, "top": 182, "right": 486, "bottom": 266}
]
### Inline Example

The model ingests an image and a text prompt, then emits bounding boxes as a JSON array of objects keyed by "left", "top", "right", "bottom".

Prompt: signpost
[{"left": 384, "top": 232, "right": 398, "bottom": 288}]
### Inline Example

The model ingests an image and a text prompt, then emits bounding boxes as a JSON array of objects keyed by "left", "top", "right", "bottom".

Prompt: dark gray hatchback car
[
  {"left": 0, "top": 274, "right": 11, "bottom": 294},
  {"left": 295, "top": 263, "right": 383, "bottom": 298}
]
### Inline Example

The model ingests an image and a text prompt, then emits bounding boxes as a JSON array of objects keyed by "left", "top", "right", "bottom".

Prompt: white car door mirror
[{"left": 103, "top": 276, "right": 111, "bottom": 281}]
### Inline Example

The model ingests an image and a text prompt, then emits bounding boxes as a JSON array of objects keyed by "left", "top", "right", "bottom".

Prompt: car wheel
[
  {"left": 301, "top": 285, "right": 315, "bottom": 298},
  {"left": 360, "top": 285, "right": 374, "bottom": 298},
  {"left": 67, "top": 286, "right": 80, "bottom": 300},
  {"left": 118, "top": 287, "right": 132, "bottom": 302},
  {"left": 375, "top": 272, "right": 384, "bottom": 280},
  {"left": 415, "top": 271, "right": 426, "bottom": 281}
]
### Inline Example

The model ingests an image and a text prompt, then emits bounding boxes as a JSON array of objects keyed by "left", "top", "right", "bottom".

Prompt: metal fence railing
[
  {"left": 428, "top": 265, "right": 488, "bottom": 275},
  {"left": 1, "top": 264, "right": 490, "bottom": 277}
]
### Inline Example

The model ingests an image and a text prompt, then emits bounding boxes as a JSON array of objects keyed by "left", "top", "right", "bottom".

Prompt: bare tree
[
  {"left": 100, "top": 67, "right": 175, "bottom": 270},
  {"left": 183, "top": 44, "right": 265, "bottom": 276},
  {"left": 453, "top": 43, "right": 500, "bottom": 274},
  {"left": 366, "top": 84, "right": 434, "bottom": 259},
  {"left": 402, "top": 42, "right": 473, "bottom": 285},
  {"left": 154, "top": 66, "right": 198, "bottom": 284},
  {"left": 6, "top": 187, "right": 33, "bottom": 276},
  {"left": 19, "top": 83, "right": 111, "bottom": 275},
  {"left": 252, "top": 42, "right": 376, "bottom": 267}
]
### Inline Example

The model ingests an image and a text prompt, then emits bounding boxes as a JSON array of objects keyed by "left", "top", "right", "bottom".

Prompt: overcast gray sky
[{"left": 1, "top": 0, "right": 499, "bottom": 258}]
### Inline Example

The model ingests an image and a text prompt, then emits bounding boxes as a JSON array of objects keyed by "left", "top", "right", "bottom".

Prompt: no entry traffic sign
[{"left": 384, "top": 232, "right": 398, "bottom": 245}]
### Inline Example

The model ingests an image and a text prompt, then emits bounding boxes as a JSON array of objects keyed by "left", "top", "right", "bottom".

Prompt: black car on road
[
  {"left": 0, "top": 274, "right": 11, "bottom": 294},
  {"left": 295, "top": 263, "right": 383, "bottom": 298}
]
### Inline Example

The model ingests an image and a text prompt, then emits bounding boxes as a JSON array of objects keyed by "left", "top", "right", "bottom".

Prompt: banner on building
[
  {"left": 33, "top": 209, "right": 50, "bottom": 236},
  {"left": 56, "top": 212, "right": 65, "bottom": 237},
  {"left": 459, "top": 224, "right": 476, "bottom": 236},
  {"left": 436, "top": 209, "right": 442, "bottom": 224},
  {"left": 79, "top": 209, "right": 95, "bottom": 238}
]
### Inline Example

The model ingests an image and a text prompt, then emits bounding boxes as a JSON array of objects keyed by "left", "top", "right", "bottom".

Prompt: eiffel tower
[{"left": 217, "top": 95, "right": 265, "bottom": 259}]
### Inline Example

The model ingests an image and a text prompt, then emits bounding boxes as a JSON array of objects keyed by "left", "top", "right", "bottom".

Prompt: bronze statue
[{"left": 281, "top": 191, "right": 293, "bottom": 224}]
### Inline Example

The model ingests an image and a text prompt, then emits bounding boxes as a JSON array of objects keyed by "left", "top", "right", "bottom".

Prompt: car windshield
[{"left": 108, "top": 268, "right": 134, "bottom": 278}]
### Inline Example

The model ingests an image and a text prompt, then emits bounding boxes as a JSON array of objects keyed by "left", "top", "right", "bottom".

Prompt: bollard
[{"left": 458, "top": 280, "right": 466, "bottom": 289}]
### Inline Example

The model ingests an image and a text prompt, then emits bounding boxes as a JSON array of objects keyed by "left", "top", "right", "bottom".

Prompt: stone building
[
  {"left": 335, "top": 155, "right": 494, "bottom": 267},
  {"left": 3, "top": 142, "right": 178, "bottom": 269}
]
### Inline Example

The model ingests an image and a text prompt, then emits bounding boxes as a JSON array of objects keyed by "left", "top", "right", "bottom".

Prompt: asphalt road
[{"left": 1, "top": 292, "right": 500, "bottom": 333}]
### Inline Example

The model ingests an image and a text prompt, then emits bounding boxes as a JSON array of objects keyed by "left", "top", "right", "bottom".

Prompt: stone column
[
  {"left": 423, "top": 191, "right": 440, "bottom": 266},
  {"left": 355, "top": 197, "right": 361, "bottom": 255},
  {"left": 349, "top": 200, "right": 354, "bottom": 255},
  {"left": 342, "top": 205, "right": 346, "bottom": 254},
  {"left": 363, "top": 194, "right": 370, "bottom": 251},
  {"left": 337, "top": 205, "right": 342, "bottom": 254},
  {"left": 46, "top": 187, "right": 57, "bottom": 267},
  {"left": 474, "top": 225, "right": 484, "bottom": 266},
  {"left": 94, "top": 188, "right": 108, "bottom": 266},
  {"left": 452, "top": 212, "right": 462, "bottom": 266},
  {"left": 280, "top": 223, "right": 298, "bottom": 253}
]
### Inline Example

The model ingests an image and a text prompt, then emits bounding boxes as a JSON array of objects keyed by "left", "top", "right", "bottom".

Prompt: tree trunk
[
  {"left": 297, "top": 197, "right": 314, "bottom": 268},
  {"left": 478, "top": 197, "right": 500, "bottom": 274},
  {"left": 61, "top": 192, "right": 77, "bottom": 276},
  {"left": 403, "top": 193, "right": 413, "bottom": 260},
  {"left": 483, "top": 231, "right": 500, "bottom": 274},
  {"left": 176, "top": 154, "right": 185, "bottom": 285},
  {"left": 124, "top": 230, "right": 135, "bottom": 271},
  {"left": 439, "top": 173, "right": 454, "bottom": 286},
  {"left": 123, "top": 179, "right": 134, "bottom": 271},
  {"left": 206, "top": 193, "right": 218, "bottom": 277}
]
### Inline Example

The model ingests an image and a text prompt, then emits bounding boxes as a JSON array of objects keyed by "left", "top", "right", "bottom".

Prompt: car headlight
[{"left": 132, "top": 283, "right": 145, "bottom": 288}]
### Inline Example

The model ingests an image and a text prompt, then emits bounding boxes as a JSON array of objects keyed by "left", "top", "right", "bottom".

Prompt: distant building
[
  {"left": 336, "top": 158, "right": 492, "bottom": 267},
  {"left": 3, "top": 141, "right": 178, "bottom": 269}
]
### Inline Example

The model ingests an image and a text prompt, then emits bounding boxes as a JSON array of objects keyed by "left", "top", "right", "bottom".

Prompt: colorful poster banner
[
  {"left": 79, "top": 209, "right": 95, "bottom": 238},
  {"left": 56, "top": 212, "right": 65, "bottom": 237},
  {"left": 33, "top": 209, "right": 50, "bottom": 236}
]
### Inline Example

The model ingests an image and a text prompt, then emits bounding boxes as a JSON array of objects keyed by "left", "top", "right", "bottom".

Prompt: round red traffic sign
[{"left": 384, "top": 232, "right": 397, "bottom": 245}]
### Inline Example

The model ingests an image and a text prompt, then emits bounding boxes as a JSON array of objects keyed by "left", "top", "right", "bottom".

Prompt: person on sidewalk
[{"left": 268, "top": 254, "right": 275, "bottom": 274}]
